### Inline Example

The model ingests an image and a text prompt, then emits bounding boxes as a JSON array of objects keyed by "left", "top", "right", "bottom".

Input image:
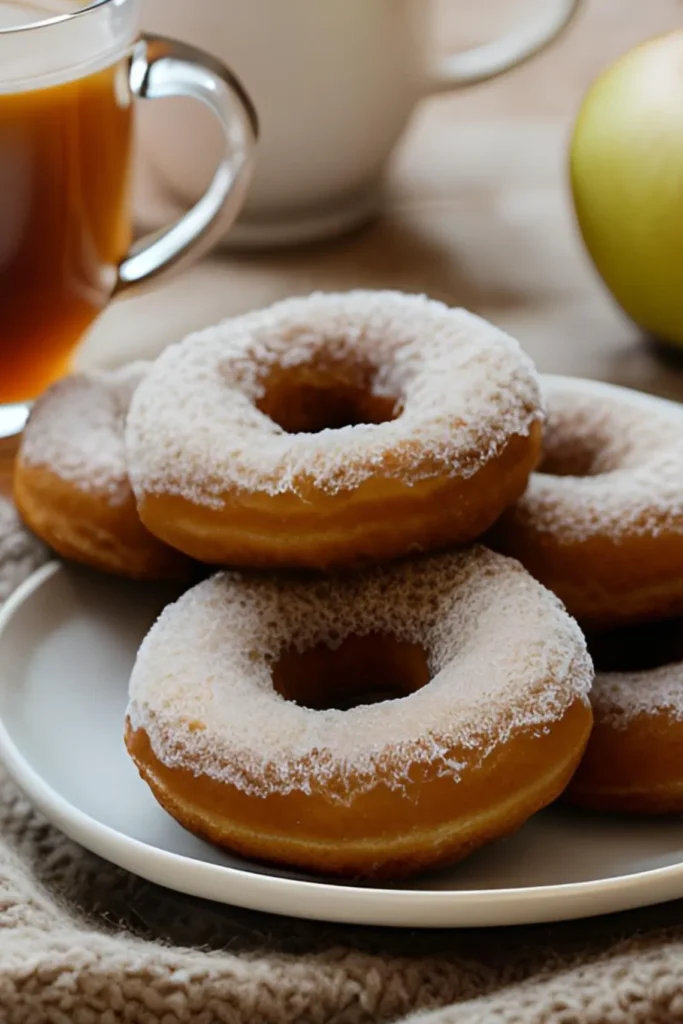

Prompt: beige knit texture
[{"left": 2, "top": 495, "right": 683, "bottom": 1023}]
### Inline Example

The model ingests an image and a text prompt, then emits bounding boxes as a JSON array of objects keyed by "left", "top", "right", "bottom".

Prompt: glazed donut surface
[
  {"left": 493, "top": 376, "right": 683, "bottom": 627},
  {"left": 125, "top": 290, "right": 543, "bottom": 569},
  {"left": 14, "top": 365, "right": 192, "bottom": 581},
  {"left": 125, "top": 546, "right": 592, "bottom": 879},
  {"left": 568, "top": 619, "right": 683, "bottom": 813}
]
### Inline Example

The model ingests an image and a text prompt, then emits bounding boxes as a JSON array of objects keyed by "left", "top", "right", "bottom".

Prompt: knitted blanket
[{"left": 2, "top": 493, "right": 683, "bottom": 1024}]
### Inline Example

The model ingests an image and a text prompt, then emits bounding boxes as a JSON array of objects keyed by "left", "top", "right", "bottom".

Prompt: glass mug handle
[
  {"left": 116, "top": 35, "right": 258, "bottom": 294},
  {"left": 430, "top": 0, "right": 582, "bottom": 91}
]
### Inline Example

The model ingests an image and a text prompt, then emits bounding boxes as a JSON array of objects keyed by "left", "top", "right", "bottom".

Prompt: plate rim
[{"left": 2, "top": 561, "right": 683, "bottom": 927}]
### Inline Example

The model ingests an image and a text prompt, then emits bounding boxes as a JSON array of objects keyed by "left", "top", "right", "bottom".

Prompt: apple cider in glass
[{"left": 0, "top": 35, "right": 133, "bottom": 403}]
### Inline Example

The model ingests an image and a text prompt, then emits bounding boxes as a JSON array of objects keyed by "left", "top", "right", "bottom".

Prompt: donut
[
  {"left": 492, "top": 376, "right": 683, "bottom": 628},
  {"left": 567, "top": 618, "right": 683, "bottom": 813},
  {"left": 124, "top": 546, "right": 592, "bottom": 879},
  {"left": 125, "top": 291, "right": 543, "bottom": 570},
  {"left": 14, "top": 364, "right": 193, "bottom": 581}
]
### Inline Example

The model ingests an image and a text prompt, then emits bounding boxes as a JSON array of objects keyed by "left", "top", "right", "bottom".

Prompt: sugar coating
[
  {"left": 125, "top": 291, "right": 542, "bottom": 507},
  {"left": 510, "top": 376, "right": 683, "bottom": 542},
  {"left": 592, "top": 661, "right": 683, "bottom": 730},
  {"left": 19, "top": 363, "right": 150, "bottom": 507},
  {"left": 127, "top": 546, "right": 592, "bottom": 801}
]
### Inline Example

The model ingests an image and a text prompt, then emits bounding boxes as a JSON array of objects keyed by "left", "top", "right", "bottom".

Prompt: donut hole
[
  {"left": 256, "top": 364, "right": 400, "bottom": 434},
  {"left": 539, "top": 435, "right": 609, "bottom": 477},
  {"left": 271, "top": 633, "right": 430, "bottom": 710},
  {"left": 588, "top": 618, "right": 683, "bottom": 673},
  {"left": 539, "top": 410, "right": 648, "bottom": 477}
]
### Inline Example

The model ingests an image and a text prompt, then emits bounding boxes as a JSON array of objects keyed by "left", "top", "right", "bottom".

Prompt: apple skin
[{"left": 570, "top": 31, "right": 683, "bottom": 347}]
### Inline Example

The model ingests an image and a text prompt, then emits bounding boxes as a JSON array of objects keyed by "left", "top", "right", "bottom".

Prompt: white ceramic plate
[{"left": 2, "top": 562, "right": 683, "bottom": 928}]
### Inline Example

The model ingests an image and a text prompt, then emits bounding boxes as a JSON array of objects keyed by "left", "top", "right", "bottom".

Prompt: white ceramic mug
[{"left": 140, "top": 0, "right": 583, "bottom": 247}]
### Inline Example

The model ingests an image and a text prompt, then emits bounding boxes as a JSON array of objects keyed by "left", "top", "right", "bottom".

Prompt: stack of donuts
[
  {"left": 493, "top": 376, "right": 683, "bottom": 814},
  {"left": 12, "top": 290, "right": 683, "bottom": 880}
]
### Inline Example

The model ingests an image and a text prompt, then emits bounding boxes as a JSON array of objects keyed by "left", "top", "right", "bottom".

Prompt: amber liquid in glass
[{"left": 0, "top": 60, "right": 133, "bottom": 403}]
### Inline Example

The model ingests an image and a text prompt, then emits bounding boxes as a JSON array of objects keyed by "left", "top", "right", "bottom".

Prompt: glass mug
[{"left": 0, "top": 0, "right": 257, "bottom": 435}]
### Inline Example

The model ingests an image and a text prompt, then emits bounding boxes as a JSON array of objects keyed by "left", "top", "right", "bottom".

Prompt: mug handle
[
  {"left": 430, "top": 0, "right": 582, "bottom": 92},
  {"left": 115, "top": 35, "right": 258, "bottom": 295}
]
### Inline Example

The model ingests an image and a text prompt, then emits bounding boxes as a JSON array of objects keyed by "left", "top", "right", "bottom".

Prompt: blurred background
[
  {"left": 433, "top": 0, "right": 679, "bottom": 117},
  {"left": 82, "top": 0, "right": 683, "bottom": 398}
]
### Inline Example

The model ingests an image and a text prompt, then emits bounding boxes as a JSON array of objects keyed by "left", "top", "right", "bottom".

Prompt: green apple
[{"left": 570, "top": 31, "right": 683, "bottom": 347}]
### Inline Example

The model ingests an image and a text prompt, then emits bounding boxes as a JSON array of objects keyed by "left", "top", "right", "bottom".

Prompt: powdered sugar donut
[
  {"left": 125, "top": 546, "right": 592, "bottom": 879},
  {"left": 568, "top": 619, "right": 683, "bottom": 812},
  {"left": 492, "top": 376, "right": 683, "bottom": 627},
  {"left": 14, "top": 365, "right": 193, "bottom": 581},
  {"left": 125, "top": 291, "right": 543, "bottom": 569}
]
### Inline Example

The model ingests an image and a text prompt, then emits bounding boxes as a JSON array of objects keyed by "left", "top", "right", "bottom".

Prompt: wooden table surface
[{"left": 79, "top": 0, "right": 683, "bottom": 406}]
